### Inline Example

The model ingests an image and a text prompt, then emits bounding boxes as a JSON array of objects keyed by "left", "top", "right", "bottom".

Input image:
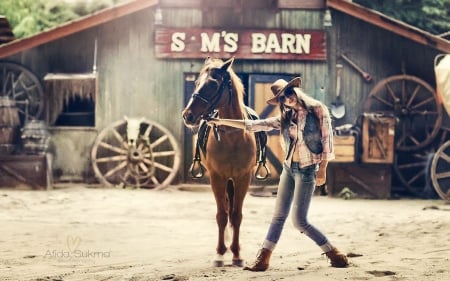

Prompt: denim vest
[{"left": 281, "top": 110, "right": 323, "bottom": 158}]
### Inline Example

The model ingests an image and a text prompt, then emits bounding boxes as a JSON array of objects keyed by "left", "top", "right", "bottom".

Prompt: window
[{"left": 44, "top": 73, "right": 96, "bottom": 127}]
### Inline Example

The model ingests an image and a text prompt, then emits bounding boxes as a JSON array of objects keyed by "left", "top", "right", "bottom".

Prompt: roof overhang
[{"left": 0, "top": 0, "right": 159, "bottom": 59}]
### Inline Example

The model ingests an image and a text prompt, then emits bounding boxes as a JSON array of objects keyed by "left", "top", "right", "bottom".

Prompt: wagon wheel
[
  {"left": 91, "top": 118, "right": 181, "bottom": 190},
  {"left": 394, "top": 150, "right": 433, "bottom": 197},
  {"left": 393, "top": 126, "right": 450, "bottom": 197},
  {"left": 431, "top": 140, "right": 450, "bottom": 201},
  {"left": 0, "top": 62, "right": 44, "bottom": 123},
  {"left": 364, "top": 75, "right": 442, "bottom": 151}
]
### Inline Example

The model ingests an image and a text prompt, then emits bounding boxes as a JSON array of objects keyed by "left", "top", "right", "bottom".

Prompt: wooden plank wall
[{"left": 327, "top": 9, "right": 443, "bottom": 127}]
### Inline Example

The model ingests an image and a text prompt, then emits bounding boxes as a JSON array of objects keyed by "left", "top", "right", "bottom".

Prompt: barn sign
[{"left": 155, "top": 28, "right": 326, "bottom": 60}]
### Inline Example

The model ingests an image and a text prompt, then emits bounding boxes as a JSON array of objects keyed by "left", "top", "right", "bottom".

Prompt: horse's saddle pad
[{"left": 197, "top": 106, "right": 267, "bottom": 164}]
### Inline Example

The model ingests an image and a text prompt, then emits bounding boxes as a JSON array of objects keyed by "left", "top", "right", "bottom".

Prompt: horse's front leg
[
  {"left": 229, "top": 173, "right": 251, "bottom": 267},
  {"left": 210, "top": 174, "right": 229, "bottom": 267}
]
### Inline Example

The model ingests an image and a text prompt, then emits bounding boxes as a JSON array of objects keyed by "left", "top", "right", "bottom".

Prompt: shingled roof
[{"left": 0, "top": 0, "right": 448, "bottom": 60}]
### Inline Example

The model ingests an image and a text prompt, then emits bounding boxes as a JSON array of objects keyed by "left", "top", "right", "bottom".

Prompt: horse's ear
[
  {"left": 221, "top": 57, "right": 234, "bottom": 71},
  {"left": 205, "top": 57, "right": 211, "bottom": 64}
]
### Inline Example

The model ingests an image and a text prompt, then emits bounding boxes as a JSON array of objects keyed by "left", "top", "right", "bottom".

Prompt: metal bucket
[
  {"left": 21, "top": 120, "right": 50, "bottom": 155},
  {"left": 0, "top": 96, "right": 20, "bottom": 154}
]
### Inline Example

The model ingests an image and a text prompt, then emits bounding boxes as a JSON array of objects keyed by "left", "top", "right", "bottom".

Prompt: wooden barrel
[
  {"left": 0, "top": 96, "right": 20, "bottom": 154},
  {"left": 21, "top": 120, "right": 50, "bottom": 155}
]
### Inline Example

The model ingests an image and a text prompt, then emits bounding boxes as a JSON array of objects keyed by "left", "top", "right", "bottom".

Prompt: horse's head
[{"left": 182, "top": 57, "right": 235, "bottom": 127}]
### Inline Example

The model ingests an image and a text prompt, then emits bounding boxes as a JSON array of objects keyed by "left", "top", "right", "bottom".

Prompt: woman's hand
[
  {"left": 316, "top": 169, "right": 326, "bottom": 186},
  {"left": 316, "top": 160, "right": 328, "bottom": 186}
]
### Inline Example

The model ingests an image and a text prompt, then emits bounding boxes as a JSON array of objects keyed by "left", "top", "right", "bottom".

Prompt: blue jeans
[{"left": 262, "top": 162, "right": 332, "bottom": 252}]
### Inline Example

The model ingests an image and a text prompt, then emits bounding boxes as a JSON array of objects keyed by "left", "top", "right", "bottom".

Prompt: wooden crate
[
  {"left": 327, "top": 163, "right": 391, "bottom": 199},
  {"left": 0, "top": 153, "right": 53, "bottom": 190},
  {"left": 331, "top": 135, "right": 355, "bottom": 162},
  {"left": 362, "top": 115, "right": 395, "bottom": 164}
]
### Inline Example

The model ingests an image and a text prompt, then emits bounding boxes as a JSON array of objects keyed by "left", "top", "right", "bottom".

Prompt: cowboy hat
[{"left": 266, "top": 77, "right": 302, "bottom": 105}]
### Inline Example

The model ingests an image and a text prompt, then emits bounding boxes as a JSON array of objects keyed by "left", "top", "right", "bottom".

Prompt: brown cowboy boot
[
  {"left": 243, "top": 248, "right": 272, "bottom": 271},
  {"left": 325, "top": 247, "right": 349, "bottom": 268}
]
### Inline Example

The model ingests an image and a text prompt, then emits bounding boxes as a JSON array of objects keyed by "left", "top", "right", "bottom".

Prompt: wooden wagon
[{"left": 362, "top": 54, "right": 450, "bottom": 201}]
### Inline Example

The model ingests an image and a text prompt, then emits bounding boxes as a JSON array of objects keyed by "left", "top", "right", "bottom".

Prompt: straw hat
[{"left": 266, "top": 77, "right": 302, "bottom": 105}]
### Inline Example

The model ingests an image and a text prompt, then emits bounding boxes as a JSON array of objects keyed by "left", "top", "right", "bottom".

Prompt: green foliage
[
  {"left": 0, "top": 0, "right": 125, "bottom": 39},
  {"left": 354, "top": 0, "right": 450, "bottom": 35}
]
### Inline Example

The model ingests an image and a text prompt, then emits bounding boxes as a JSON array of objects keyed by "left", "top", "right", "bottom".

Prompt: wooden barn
[{"left": 0, "top": 0, "right": 449, "bottom": 197}]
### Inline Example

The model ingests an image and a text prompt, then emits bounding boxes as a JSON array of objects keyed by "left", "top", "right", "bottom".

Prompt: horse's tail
[
  {"left": 227, "top": 179, "right": 234, "bottom": 226},
  {"left": 223, "top": 179, "right": 234, "bottom": 245}
]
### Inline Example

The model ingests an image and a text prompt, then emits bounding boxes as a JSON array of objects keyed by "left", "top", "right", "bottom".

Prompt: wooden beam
[
  {"left": 0, "top": 0, "right": 159, "bottom": 59},
  {"left": 327, "top": 0, "right": 450, "bottom": 53},
  {"left": 278, "top": 0, "right": 325, "bottom": 9}
]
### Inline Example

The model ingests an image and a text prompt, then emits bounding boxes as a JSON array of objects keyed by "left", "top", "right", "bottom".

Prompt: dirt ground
[{"left": 0, "top": 184, "right": 449, "bottom": 281}]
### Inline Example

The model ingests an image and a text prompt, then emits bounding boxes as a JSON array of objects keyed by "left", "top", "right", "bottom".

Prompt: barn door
[{"left": 248, "top": 74, "right": 296, "bottom": 183}]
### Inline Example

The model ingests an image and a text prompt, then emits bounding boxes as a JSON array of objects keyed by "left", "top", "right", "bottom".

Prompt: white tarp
[{"left": 435, "top": 54, "right": 450, "bottom": 115}]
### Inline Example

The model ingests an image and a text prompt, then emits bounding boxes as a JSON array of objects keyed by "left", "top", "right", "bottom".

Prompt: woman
[{"left": 208, "top": 77, "right": 348, "bottom": 271}]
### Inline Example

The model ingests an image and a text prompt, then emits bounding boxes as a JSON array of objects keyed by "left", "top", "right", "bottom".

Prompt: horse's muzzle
[{"left": 182, "top": 110, "right": 200, "bottom": 127}]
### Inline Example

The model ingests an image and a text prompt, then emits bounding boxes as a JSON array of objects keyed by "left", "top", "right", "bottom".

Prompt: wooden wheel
[
  {"left": 0, "top": 62, "right": 44, "bottom": 123},
  {"left": 393, "top": 126, "right": 450, "bottom": 197},
  {"left": 394, "top": 150, "right": 432, "bottom": 197},
  {"left": 91, "top": 117, "right": 181, "bottom": 190},
  {"left": 431, "top": 140, "right": 450, "bottom": 201},
  {"left": 364, "top": 75, "right": 442, "bottom": 151}
]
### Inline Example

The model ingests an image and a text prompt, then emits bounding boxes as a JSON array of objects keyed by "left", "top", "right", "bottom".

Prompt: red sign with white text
[{"left": 155, "top": 28, "right": 326, "bottom": 60}]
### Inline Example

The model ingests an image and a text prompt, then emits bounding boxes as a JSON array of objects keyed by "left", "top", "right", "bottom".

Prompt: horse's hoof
[
  {"left": 232, "top": 259, "right": 244, "bottom": 267},
  {"left": 213, "top": 260, "right": 224, "bottom": 267}
]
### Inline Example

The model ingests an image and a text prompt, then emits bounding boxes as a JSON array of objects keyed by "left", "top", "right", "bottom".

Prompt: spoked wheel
[
  {"left": 431, "top": 141, "right": 450, "bottom": 201},
  {"left": 393, "top": 126, "right": 450, "bottom": 197},
  {"left": 364, "top": 75, "right": 442, "bottom": 151},
  {"left": 0, "top": 62, "right": 44, "bottom": 123},
  {"left": 91, "top": 117, "right": 181, "bottom": 190},
  {"left": 394, "top": 150, "right": 433, "bottom": 197}
]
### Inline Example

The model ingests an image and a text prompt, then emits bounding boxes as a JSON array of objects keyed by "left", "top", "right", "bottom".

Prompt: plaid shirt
[{"left": 244, "top": 106, "right": 334, "bottom": 168}]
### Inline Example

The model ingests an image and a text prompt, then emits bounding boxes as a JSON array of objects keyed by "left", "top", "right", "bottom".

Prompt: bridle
[{"left": 191, "top": 69, "right": 233, "bottom": 120}]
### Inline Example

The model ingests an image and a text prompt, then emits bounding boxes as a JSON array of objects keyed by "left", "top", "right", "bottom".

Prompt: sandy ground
[{"left": 0, "top": 184, "right": 449, "bottom": 281}]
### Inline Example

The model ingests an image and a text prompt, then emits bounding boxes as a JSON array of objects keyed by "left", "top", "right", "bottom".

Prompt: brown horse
[{"left": 181, "top": 57, "right": 256, "bottom": 267}]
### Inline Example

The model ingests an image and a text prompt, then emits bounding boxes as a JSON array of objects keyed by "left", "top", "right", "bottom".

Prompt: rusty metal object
[
  {"left": 341, "top": 54, "right": 373, "bottom": 83},
  {"left": 91, "top": 117, "right": 181, "bottom": 189},
  {"left": 364, "top": 75, "right": 442, "bottom": 151}
]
